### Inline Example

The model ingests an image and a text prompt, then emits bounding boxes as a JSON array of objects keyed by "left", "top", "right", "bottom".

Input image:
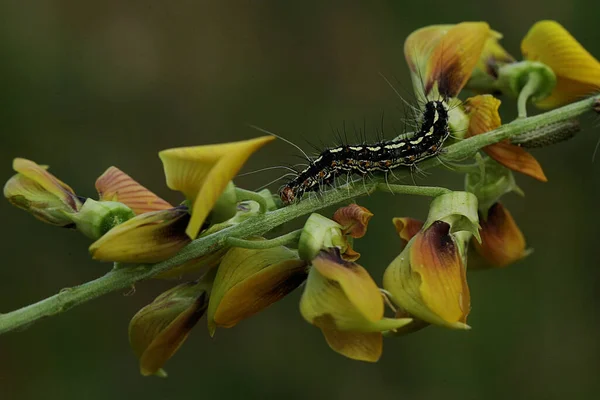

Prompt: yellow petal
[
  {"left": 475, "top": 31, "right": 515, "bottom": 76},
  {"left": 89, "top": 207, "right": 190, "bottom": 263},
  {"left": 405, "top": 22, "right": 492, "bottom": 99},
  {"left": 207, "top": 245, "right": 307, "bottom": 336},
  {"left": 332, "top": 203, "right": 373, "bottom": 238},
  {"left": 300, "top": 250, "right": 412, "bottom": 333},
  {"left": 466, "top": 95, "right": 547, "bottom": 182},
  {"left": 129, "top": 281, "right": 208, "bottom": 376},
  {"left": 159, "top": 136, "right": 275, "bottom": 239},
  {"left": 522, "top": 20, "right": 600, "bottom": 108},
  {"left": 473, "top": 203, "right": 529, "bottom": 268},
  {"left": 96, "top": 167, "right": 172, "bottom": 215},
  {"left": 316, "top": 314, "right": 382, "bottom": 362}
]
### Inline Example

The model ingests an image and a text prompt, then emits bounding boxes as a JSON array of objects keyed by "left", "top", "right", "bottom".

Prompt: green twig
[
  {"left": 0, "top": 93, "right": 598, "bottom": 336},
  {"left": 226, "top": 229, "right": 303, "bottom": 249}
]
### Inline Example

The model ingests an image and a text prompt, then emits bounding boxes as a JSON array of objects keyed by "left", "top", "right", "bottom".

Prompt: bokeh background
[{"left": 1, "top": 1, "right": 599, "bottom": 399}]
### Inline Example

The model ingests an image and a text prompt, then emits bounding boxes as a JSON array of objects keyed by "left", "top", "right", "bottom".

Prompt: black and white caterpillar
[{"left": 279, "top": 100, "right": 450, "bottom": 204}]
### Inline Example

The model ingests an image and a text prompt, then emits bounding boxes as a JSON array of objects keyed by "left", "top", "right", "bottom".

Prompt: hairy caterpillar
[{"left": 279, "top": 99, "right": 450, "bottom": 204}]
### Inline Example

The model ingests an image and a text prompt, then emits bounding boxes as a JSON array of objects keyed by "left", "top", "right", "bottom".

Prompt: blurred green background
[{"left": 1, "top": 1, "right": 599, "bottom": 399}]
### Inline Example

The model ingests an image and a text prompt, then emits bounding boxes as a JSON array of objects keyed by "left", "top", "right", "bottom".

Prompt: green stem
[
  {"left": 235, "top": 188, "right": 269, "bottom": 213},
  {"left": 226, "top": 229, "right": 303, "bottom": 249},
  {"left": 375, "top": 184, "right": 450, "bottom": 197},
  {"left": 0, "top": 93, "right": 598, "bottom": 336},
  {"left": 517, "top": 72, "right": 542, "bottom": 118}
]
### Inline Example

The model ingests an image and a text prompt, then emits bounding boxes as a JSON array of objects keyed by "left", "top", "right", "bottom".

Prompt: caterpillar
[{"left": 279, "top": 99, "right": 450, "bottom": 204}]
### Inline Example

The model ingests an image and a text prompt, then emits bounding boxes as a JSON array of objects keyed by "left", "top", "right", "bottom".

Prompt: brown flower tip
[
  {"left": 392, "top": 217, "right": 424, "bottom": 245},
  {"left": 473, "top": 202, "right": 529, "bottom": 268},
  {"left": 333, "top": 204, "right": 374, "bottom": 239}
]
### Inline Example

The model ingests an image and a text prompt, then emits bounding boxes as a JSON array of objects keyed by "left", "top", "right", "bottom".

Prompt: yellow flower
[
  {"left": 404, "top": 22, "right": 493, "bottom": 100},
  {"left": 522, "top": 20, "right": 600, "bottom": 109},
  {"left": 383, "top": 192, "right": 478, "bottom": 329},
  {"left": 472, "top": 202, "right": 530, "bottom": 268},
  {"left": 159, "top": 136, "right": 275, "bottom": 239},
  {"left": 300, "top": 250, "right": 412, "bottom": 362},
  {"left": 89, "top": 207, "right": 191, "bottom": 263},
  {"left": 465, "top": 94, "right": 547, "bottom": 182},
  {"left": 4, "top": 158, "right": 82, "bottom": 226},
  {"left": 206, "top": 245, "right": 308, "bottom": 336}
]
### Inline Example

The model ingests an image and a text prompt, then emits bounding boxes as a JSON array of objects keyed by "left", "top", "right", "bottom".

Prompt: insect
[{"left": 278, "top": 99, "right": 450, "bottom": 204}]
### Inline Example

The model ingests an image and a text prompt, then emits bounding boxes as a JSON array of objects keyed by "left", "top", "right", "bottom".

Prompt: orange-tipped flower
[
  {"left": 300, "top": 250, "right": 412, "bottom": 362},
  {"left": 473, "top": 202, "right": 530, "bottom": 268},
  {"left": 522, "top": 20, "right": 600, "bottom": 109},
  {"left": 466, "top": 94, "right": 547, "bottom": 182},
  {"left": 404, "top": 22, "right": 492, "bottom": 100},
  {"left": 4, "top": 158, "right": 82, "bottom": 226},
  {"left": 383, "top": 192, "right": 478, "bottom": 329}
]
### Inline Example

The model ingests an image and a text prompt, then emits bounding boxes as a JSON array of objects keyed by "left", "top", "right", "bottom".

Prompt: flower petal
[
  {"left": 473, "top": 202, "right": 529, "bottom": 268},
  {"left": 392, "top": 217, "right": 424, "bottom": 245},
  {"left": 522, "top": 20, "right": 600, "bottom": 109},
  {"left": 316, "top": 314, "right": 382, "bottom": 362},
  {"left": 405, "top": 22, "right": 492, "bottom": 99},
  {"left": 207, "top": 245, "right": 307, "bottom": 336},
  {"left": 332, "top": 204, "right": 374, "bottom": 238},
  {"left": 89, "top": 207, "right": 191, "bottom": 263},
  {"left": 466, "top": 95, "right": 547, "bottom": 182},
  {"left": 384, "top": 222, "right": 470, "bottom": 329},
  {"left": 129, "top": 281, "right": 209, "bottom": 376},
  {"left": 159, "top": 136, "right": 275, "bottom": 239},
  {"left": 96, "top": 167, "right": 172, "bottom": 215},
  {"left": 300, "top": 250, "right": 412, "bottom": 332},
  {"left": 410, "top": 221, "right": 470, "bottom": 325}
]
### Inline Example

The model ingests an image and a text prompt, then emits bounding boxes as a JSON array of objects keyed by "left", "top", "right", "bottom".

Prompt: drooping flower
[
  {"left": 300, "top": 250, "right": 412, "bottom": 362},
  {"left": 383, "top": 192, "right": 478, "bottom": 329},
  {"left": 522, "top": 20, "right": 600, "bottom": 109},
  {"left": 3, "top": 158, "right": 82, "bottom": 226},
  {"left": 129, "top": 280, "right": 210, "bottom": 376},
  {"left": 472, "top": 202, "right": 530, "bottom": 268},
  {"left": 465, "top": 94, "right": 547, "bottom": 182},
  {"left": 206, "top": 245, "right": 308, "bottom": 336}
]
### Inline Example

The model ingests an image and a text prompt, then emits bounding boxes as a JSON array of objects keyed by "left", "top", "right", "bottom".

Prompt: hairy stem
[
  {"left": 0, "top": 94, "right": 598, "bottom": 336},
  {"left": 226, "top": 229, "right": 303, "bottom": 249}
]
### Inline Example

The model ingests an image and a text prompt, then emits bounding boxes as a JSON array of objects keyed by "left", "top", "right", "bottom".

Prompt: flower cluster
[{"left": 3, "top": 20, "right": 599, "bottom": 376}]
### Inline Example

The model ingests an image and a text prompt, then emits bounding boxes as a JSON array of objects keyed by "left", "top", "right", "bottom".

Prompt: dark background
[{"left": 1, "top": 1, "right": 599, "bottom": 399}]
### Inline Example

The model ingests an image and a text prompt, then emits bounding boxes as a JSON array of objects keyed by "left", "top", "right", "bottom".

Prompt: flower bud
[
  {"left": 4, "top": 158, "right": 81, "bottom": 226},
  {"left": 89, "top": 206, "right": 191, "bottom": 263},
  {"left": 70, "top": 199, "right": 135, "bottom": 240},
  {"left": 207, "top": 245, "right": 307, "bottom": 336},
  {"left": 129, "top": 280, "right": 209, "bottom": 376},
  {"left": 298, "top": 213, "right": 347, "bottom": 261}
]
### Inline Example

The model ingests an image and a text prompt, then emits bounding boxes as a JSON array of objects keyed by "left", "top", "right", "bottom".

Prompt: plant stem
[
  {"left": 226, "top": 229, "right": 303, "bottom": 249},
  {"left": 517, "top": 72, "right": 542, "bottom": 118},
  {"left": 0, "top": 93, "right": 598, "bottom": 336}
]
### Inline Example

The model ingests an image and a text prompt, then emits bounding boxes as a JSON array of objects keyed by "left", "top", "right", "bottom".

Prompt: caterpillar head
[{"left": 280, "top": 185, "right": 296, "bottom": 205}]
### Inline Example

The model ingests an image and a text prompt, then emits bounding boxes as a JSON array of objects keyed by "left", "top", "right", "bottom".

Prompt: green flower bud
[
  {"left": 496, "top": 60, "right": 556, "bottom": 102},
  {"left": 71, "top": 199, "right": 135, "bottom": 240},
  {"left": 298, "top": 213, "right": 347, "bottom": 261}
]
